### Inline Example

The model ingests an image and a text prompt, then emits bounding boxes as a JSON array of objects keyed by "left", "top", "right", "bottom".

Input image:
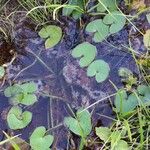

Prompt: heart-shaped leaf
[
  {"left": 0, "top": 66, "right": 5, "bottom": 78},
  {"left": 87, "top": 60, "right": 110, "bottom": 83},
  {"left": 39, "top": 25, "right": 62, "bottom": 49},
  {"left": 64, "top": 108, "right": 92, "bottom": 138},
  {"left": 103, "top": 11, "right": 126, "bottom": 34},
  {"left": 72, "top": 42, "right": 97, "bottom": 67},
  {"left": 114, "top": 90, "right": 138, "bottom": 114},
  {"left": 7, "top": 106, "right": 32, "bottom": 130},
  {"left": 137, "top": 85, "right": 150, "bottom": 105},
  {"left": 30, "top": 126, "right": 54, "bottom": 150},
  {"left": 97, "top": 0, "right": 118, "bottom": 13},
  {"left": 4, "top": 82, "right": 38, "bottom": 106},
  {"left": 95, "top": 127, "right": 111, "bottom": 142},
  {"left": 143, "top": 29, "right": 150, "bottom": 50},
  {"left": 86, "top": 19, "right": 109, "bottom": 42}
]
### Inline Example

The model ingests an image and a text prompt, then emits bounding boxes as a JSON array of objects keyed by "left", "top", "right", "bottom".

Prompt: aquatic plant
[
  {"left": 38, "top": 25, "right": 62, "bottom": 49},
  {"left": 30, "top": 126, "right": 54, "bottom": 150},
  {"left": 4, "top": 82, "right": 38, "bottom": 106},
  {"left": 7, "top": 106, "right": 32, "bottom": 130},
  {"left": 64, "top": 108, "right": 92, "bottom": 149},
  {"left": 72, "top": 42, "right": 110, "bottom": 82}
]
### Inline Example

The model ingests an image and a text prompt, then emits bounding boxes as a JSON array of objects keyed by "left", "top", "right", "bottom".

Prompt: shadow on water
[{"left": 0, "top": 15, "right": 147, "bottom": 148}]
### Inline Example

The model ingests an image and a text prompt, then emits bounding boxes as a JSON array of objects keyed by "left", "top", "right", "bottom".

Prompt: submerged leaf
[
  {"left": 87, "top": 60, "right": 110, "bottom": 83},
  {"left": 30, "top": 126, "right": 54, "bottom": 150},
  {"left": 72, "top": 42, "right": 97, "bottom": 67},
  {"left": 86, "top": 19, "right": 109, "bottom": 42}
]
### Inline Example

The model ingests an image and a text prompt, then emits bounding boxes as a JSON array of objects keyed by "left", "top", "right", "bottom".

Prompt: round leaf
[
  {"left": 86, "top": 19, "right": 109, "bottom": 42},
  {"left": 72, "top": 42, "right": 97, "bottom": 67},
  {"left": 103, "top": 11, "right": 126, "bottom": 34},
  {"left": 87, "top": 60, "right": 110, "bottom": 83},
  {"left": 7, "top": 106, "right": 32, "bottom": 130}
]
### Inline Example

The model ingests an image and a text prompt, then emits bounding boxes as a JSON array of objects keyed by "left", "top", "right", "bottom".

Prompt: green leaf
[
  {"left": 30, "top": 126, "right": 54, "bottom": 150},
  {"left": 7, "top": 106, "right": 32, "bottom": 130},
  {"left": 143, "top": 29, "right": 150, "bottom": 50},
  {"left": 21, "top": 94, "right": 37, "bottom": 106},
  {"left": 72, "top": 42, "right": 97, "bottom": 67},
  {"left": 103, "top": 11, "right": 126, "bottom": 34},
  {"left": 86, "top": 19, "right": 109, "bottom": 42},
  {"left": 95, "top": 127, "right": 111, "bottom": 142},
  {"left": 118, "top": 67, "right": 133, "bottom": 78},
  {"left": 87, "top": 60, "right": 110, "bottom": 83},
  {"left": 39, "top": 25, "right": 62, "bottom": 49},
  {"left": 110, "top": 131, "right": 121, "bottom": 148},
  {"left": 97, "top": 0, "right": 118, "bottom": 13},
  {"left": 114, "top": 90, "right": 138, "bottom": 114},
  {"left": 64, "top": 108, "right": 92, "bottom": 138},
  {"left": 114, "top": 140, "right": 129, "bottom": 150},
  {"left": 146, "top": 13, "right": 150, "bottom": 24},
  {"left": 20, "top": 82, "right": 37, "bottom": 93},
  {"left": 137, "top": 85, "right": 150, "bottom": 105},
  {"left": 0, "top": 66, "right": 5, "bottom": 78}
]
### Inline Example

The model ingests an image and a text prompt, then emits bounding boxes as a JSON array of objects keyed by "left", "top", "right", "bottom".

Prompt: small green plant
[
  {"left": 96, "top": 0, "right": 118, "bottom": 13},
  {"left": 143, "top": 29, "right": 150, "bottom": 50},
  {"left": 64, "top": 108, "right": 92, "bottom": 149},
  {"left": 4, "top": 82, "right": 38, "bottom": 106},
  {"left": 38, "top": 25, "right": 62, "bottom": 49},
  {"left": 114, "top": 85, "right": 150, "bottom": 116},
  {"left": 62, "top": 0, "right": 85, "bottom": 19},
  {"left": 72, "top": 42, "right": 110, "bottom": 82},
  {"left": 96, "top": 127, "right": 129, "bottom": 150},
  {"left": 118, "top": 67, "right": 137, "bottom": 90},
  {"left": 7, "top": 106, "right": 32, "bottom": 130},
  {"left": 30, "top": 126, "right": 54, "bottom": 150},
  {"left": 0, "top": 66, "right": 5, "bottom": 78}
]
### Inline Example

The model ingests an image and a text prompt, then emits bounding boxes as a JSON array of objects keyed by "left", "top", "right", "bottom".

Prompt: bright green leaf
[
  {"left": 114, "top": 140, "right": 129, "bottom": 150},
  {"left": 86, "top": 19, "right": 109, "bottom": 42},
  {"left": 87, "top": 60, "right": 110, "bottom": 83},
  {"left": 95, "top": 127, "right": 111, "bottom": 142},
  {"left": 7, "top": 106, "right": 32, "bottom": 130},
  {"left": 72, "top": 42, "right": 97, "bottom": 67},
  {"left": 64, "top": 108, "right": 92, "bottom": 138},
  {"left": 103, "top": 11, "right": 126, "bottom": 34},
  {"left": 39, "top": 25, "right": 62, "bottom": 49},
  {"left": 30, "top": 126, "right": 54, "bottom": 150}
]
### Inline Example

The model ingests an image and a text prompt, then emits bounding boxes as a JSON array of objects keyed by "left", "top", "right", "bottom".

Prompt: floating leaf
[
  {"left": 30, "top": 126, "right": 54, "bottom": 150},
  {"left": 87, "top": 60, "right": 110, "bottom": 83},
  {"left": 39, "top": 25, "right": 62, "bottom": 49},
  {"left": 72, "top": 42, "right": 97, "bottom": 67},
  {"left": 4, "top": 82, "right": 38, "bottom": 106},
  {"left": 7, "top": 106, "right": 32, "bottom": 130},
  {"left": 97, "top": 0, "right": 118, "bottom": 13},
  {"left": 143, "top": 29, "right": 150, "bottom": 50},
  {"left": 95, "top": 127, "right": 111, "bottom": 142},
  {"left": 86, "top": 19, "right": 109, "bottom": 42},
  {"left": 64, "top": 108, "right": 92, "bottom": 138},
  {"left": 114, "top": 90, "right": 138, "bottom": 114},
  {"left": 103, "top": 11, "right": 126, "bottom": 34},
  {"left": 0, "top": 66, "right": 5, "bottom": 78}
]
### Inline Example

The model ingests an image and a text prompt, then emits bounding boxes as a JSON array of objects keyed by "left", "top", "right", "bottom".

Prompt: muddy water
[{"left": 0, "top": 15, "right": 148, "bottom": 149}]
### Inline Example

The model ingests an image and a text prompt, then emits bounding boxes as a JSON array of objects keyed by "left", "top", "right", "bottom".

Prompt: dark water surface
[{"left": 0, "top": 14, "right": 149, "bottom": 149}]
